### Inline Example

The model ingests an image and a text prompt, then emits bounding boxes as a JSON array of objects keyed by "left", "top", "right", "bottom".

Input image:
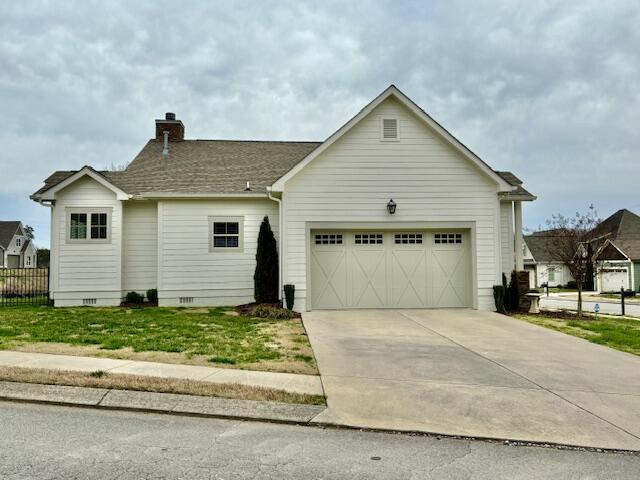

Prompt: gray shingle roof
[
  {"left": 524, "top": 234, "right": 566, "bottom": 262},
  {"left": 32, "top": 139, "right": 532, "bottom": 199},
  {"left": 33, "top": 140, "right": 321, "bottom": 197},
  {"left": 590, "top": 209, "right": 640, "bottom": 260},
  {"left": 0, "top": 221, "right": 21, "bottom": 249}
]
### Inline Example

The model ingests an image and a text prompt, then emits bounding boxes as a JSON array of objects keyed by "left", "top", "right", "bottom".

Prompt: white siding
[
  {"left": 500, "top": 201, "right": 515, "bottom": 276},
  {"left": 123, "top": 201, "right": 158, "bottom": 295},
  {"left": 282, "top": 97, "right": 502, "bottom": 311},
  {"left": 158, "top": 199, "right": 278, "bottom": 306},
  {"left": 535, "top": 262, "right": 574, "bottom": 288},
  {"left": 52, "top": 176, "right": 122, "bottom": 306}
]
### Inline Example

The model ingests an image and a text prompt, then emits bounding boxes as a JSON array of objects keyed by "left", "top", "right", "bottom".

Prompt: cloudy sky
[{"left": 1, "top": 1, "right": 639, "bottom": 247}]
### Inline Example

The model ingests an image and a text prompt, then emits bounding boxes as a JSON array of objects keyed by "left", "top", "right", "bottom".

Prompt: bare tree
[{"left": 543, "top": 205, "right": 600, "bottom": 317}]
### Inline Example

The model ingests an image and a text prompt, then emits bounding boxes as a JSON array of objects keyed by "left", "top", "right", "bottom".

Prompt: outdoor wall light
[{"left": 387, "top": 199, "right": 397, "bottom": 214}]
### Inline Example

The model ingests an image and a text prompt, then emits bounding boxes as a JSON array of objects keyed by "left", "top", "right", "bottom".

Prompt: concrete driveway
[{"left": 303, "top": 309, "right": 640, "bottom": 450}]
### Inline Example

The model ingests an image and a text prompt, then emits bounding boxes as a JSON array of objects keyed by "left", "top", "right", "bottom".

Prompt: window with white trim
[
  {"left": 355, "top": 233, "right": 383, "bottom": 245},
  {"left": 209, "top": 217, "right": 244, "bottom": 251},
  {"left": 394, "top": 233, "right": 423, "bottom": 245},
  {"left": 67, "top": 209, "right": 111, "bottom": 242},
  {"left": 26, "top": 256, "right": 31, "bottom": 266},
  {"left": 15, "top": 237, "right": 22, "bottom": 247},
  {"left": 434, "top": 233, "right": 462, "bottom": 244},
  {"left": 314, "top": 234, "right": 343, "bottom": 245}
]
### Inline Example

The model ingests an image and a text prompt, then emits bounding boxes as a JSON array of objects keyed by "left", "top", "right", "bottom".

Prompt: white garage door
[
  {"left": 600, "top": 268, "right": 628, "bottom": 292},
  {"left": 310, "top": 230, "right": 472, "bottom": 309}
]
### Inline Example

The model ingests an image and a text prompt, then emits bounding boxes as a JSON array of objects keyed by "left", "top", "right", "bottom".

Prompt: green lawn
[
  {"left": 515, "top": 313, "right": 640, "bottom": 356},
  {"left": 0, "top": 306, "right": 317, "bottom": 374}
]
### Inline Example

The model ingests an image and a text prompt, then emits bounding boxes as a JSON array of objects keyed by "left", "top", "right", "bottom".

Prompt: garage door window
[
  {"left": 355, "top": 233, "right": 383, "bottom": 245},
  {"left": 394, "top": 233, "right": 423, "bottom": 245},
  {"left": 315, "top": 234, "right": 343, "bottom": 245},
  {"left": 434, "top": 233, "right": 462, "bottom": 244}
]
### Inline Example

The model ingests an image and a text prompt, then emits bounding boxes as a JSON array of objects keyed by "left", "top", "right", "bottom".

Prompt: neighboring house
[
  {"left": 523, "top": 232, "right": 575, "bottom": 288},
  {"left": 31, "top": 85, "right": 535, "bottom": 310},
  {"left": 0, "top": 221, "right": 37, "bottom": 268},
  {"left": 590, "top": 209, "right": 640, "bottom": 292}
]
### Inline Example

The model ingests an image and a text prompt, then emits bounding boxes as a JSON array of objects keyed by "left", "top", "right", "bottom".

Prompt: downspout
[{"left": 266, "top": 187, "right": 283, "bottom": 303}]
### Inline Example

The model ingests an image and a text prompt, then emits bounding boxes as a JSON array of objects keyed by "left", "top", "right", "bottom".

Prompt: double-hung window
[
  {"left": 67, "top": 209, "right": 111, "bottom": 243},
  {"left": 209, "top": 217, "right": 243, "bottom": 251}
]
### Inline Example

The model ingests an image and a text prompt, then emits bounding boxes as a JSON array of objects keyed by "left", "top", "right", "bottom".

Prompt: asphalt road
[
  {"left": 540, "top": 296, "right": 640, "bottom": 317},
  {"left": 1, "top": 402, "right": 639, "bottom": 479}
]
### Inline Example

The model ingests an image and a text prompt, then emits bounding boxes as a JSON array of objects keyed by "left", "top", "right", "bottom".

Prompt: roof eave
[{"left": 136, "top": 192, "right": 270, "bottom": 200}]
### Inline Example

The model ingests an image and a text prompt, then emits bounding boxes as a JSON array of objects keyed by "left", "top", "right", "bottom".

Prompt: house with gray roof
[
  {"left": 32, "top": 85, "right": 535, "bottom": 309},
  {"left": 523, "top": 233, "right": 575, "bottom": 288},
  {"left": 591, "top": 209, "right": 640, "bottom": 292},
  {"left": 0, "top": 221, "right": 37, "bottom": 268}
]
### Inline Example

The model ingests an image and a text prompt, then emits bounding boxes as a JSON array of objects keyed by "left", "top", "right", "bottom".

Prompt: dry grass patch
[
  {"left": 0, "top": 366, "right": 325, "bottom": 405},
  {"left": 0, "top": 306, "right": 318, "bottom": 374}
]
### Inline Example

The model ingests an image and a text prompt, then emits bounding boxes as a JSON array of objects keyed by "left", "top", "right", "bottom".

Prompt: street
[
  {"left": 540, "top": 296, "right": 640, "bottom": 317},
  {"left": 0, "top": 402, "right": 638, "bottom": 479}
]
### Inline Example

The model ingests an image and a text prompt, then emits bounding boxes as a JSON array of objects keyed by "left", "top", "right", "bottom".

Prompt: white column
[{"left": 514, "top": 201, "right": 524, "bottom": 271}]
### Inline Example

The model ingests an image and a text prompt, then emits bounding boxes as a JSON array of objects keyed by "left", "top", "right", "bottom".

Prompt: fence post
[{"left": 621, "top": 287, "right": 625, "bottom": 316}]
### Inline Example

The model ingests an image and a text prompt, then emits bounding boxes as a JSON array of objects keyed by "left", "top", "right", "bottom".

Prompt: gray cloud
[{"left": 1, "top": 0, "right": 639, "bottom": 246}]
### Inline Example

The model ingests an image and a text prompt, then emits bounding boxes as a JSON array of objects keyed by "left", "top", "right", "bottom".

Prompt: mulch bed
[
  {"left": 508, "top": 310, "right": 590, "bottom": 321},
  {"left": 235, "top": 303, "right": 301, "bottom": 319},
  {"left": 119, "top": 301, "right": 159, "bottom": 308}
]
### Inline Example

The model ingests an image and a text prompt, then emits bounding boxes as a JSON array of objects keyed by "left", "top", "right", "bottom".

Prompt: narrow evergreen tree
[{"left": 254, "top": 216, "right": 279, "bottom": 303}]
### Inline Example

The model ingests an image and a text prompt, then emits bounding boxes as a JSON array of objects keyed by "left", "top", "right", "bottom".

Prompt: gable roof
[
  {"left": 33, "top": 85, "right": 533, "bottom": 201},
  {"left": 524, "top": 234, "right": 566, "bottom": 263},
  {"left": 589, "top": 209, "right": 640, "bottom": 260},
  {"left": 20, "top": 238, "right": 32, "bottom": 253},
  {"left": 271, "top": 85, "right": 514, "bottom": 192},
  {"left": 0, "top": 221, "right": 22, "bottom": 249},
  {"left": 32, "top": 141, "right": 321, "bottom": 199},
  {"left": 592, "top": 239, "right": 630, "bottom": 261}
]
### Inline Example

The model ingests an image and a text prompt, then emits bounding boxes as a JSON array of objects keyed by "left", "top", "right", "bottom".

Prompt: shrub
[
  {"left": 252, "top": 305, "right": 296, "bottom": 319},
  {"left": 493, "top": 285, "right": 505, "bottom": 313},
  {"left": 284, "top": 284, "right": 295, "bottom": 310},
  {"left": 124, "top": 291, "right": 144, "bottom": 304},
  {"left": 146, "top": 288, "right": 158, "bottom": 303},
  {"left": 505, "top": 270, "right": 519, "bottom": 311},
  {"left": 566, "top": 281, "right": 577, "bottom": 289},
  {"left": 254, "top": 216, "right": 279, "bottom": 304}
]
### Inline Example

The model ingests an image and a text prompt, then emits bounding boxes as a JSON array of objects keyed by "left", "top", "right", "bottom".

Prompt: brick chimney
[{"left": 155, "top": 112, "right": 184, "bottom": 141}]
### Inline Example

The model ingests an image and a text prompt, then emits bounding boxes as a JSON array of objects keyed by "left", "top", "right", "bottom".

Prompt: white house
[
  {"left": 523, "top": 233, "right": 574, "bottom": 288},
  {"left": 0, "top": 221, "right": 37, "bottom": 268},
  {"left": 32, "top": 86, "right": 535, "bottom": 310}
]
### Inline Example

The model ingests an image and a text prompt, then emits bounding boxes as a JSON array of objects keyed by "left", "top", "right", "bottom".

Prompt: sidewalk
[{"left": 0, "top": 351, "right": 323, "bottom": 396}]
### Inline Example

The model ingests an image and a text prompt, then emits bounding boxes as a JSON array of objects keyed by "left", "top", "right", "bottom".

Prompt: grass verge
[
  {"left": 514, "top": 312, "right": 640, "bottom": 356},
  {"left": 0, "top": 306, "right": 317, "bottom": 374},
  {"left": 0, "top": 366, "right": 325, "bottom": 405}
]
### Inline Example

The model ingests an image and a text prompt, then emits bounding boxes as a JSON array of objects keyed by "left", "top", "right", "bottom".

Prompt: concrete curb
[
  {"left": 0, "top": 381, "right": 326, "bottom": 426},
  {"left": 1, "top": 381, "right": 638, "bottom": 454}
]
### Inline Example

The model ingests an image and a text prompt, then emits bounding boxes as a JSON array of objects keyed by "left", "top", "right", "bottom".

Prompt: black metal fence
[{"left": 0, "top": 268, "right": 50, "bottom": 306}]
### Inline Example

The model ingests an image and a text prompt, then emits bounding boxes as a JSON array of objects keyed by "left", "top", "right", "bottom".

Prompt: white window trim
[
  {"left": 15, "top": 237, "right": 22, "bottom": 247},
  {"left": 209, "top": 216, "right": 244, "bottom": 252},
  {"left": 65, "top": 207, "right": 113, "bottom": 244},
  {"left": 380, "top": 116, "right": 400, "bottom": 142}
]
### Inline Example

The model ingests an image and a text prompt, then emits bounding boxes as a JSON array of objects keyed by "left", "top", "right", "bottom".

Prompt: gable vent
[{"left": 382, "top": 118, "right": 398, "bottom": 140}]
